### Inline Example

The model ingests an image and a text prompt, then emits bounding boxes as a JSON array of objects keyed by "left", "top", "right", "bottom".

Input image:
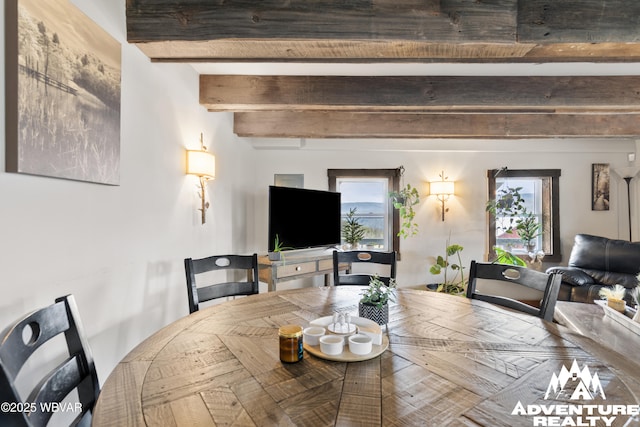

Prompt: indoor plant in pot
[
  {"left": 342, "top": 208, "right": 367, "bottom": 249},
  {"left": 486, "top": 184, "right": 541, "bottom": 251},
  {"left": 268, "top": 234, "right": 293, "bottom": 261},
  {"left": 359, "top": 274, "right": 397, "bottom": 325},
  {"left": 516, "top": 212, "right": 542, "bottom": 252},
  {"left": 427, "top": 241, "right": 466, "bottom": 294}
]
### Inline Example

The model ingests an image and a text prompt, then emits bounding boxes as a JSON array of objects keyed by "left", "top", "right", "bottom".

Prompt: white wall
[
  {"left": 249, "top": 139, "right": 640, "bottom": 289},
  {"left": 0, "top": 0, "right": 256, "bottom": 385}
]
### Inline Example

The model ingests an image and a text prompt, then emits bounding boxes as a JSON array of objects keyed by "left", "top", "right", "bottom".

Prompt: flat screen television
[{"left": 268, "top": 186, "right": 341, "bottom": 252}]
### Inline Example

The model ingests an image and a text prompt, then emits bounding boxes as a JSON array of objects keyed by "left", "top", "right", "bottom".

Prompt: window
[
  {"left": 487, "top": 169, "right": 561, "bottom": 262},
  {"left": 328, "top": 169, "right": 401, "bottom": 256}
]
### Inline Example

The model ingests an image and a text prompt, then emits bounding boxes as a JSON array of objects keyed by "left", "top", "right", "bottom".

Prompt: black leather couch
[{"left": 546, "top": 234, "right": 640, "bottom": 303}]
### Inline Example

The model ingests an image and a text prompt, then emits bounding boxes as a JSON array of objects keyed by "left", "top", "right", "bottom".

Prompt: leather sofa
[{"left": 546, "top": 234, "right": 640, "bottom": 303}]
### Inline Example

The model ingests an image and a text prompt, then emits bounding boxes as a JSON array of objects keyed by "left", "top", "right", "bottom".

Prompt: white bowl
[
  {"left": 348, "top": 334, "right": 373, "bottom": 355},
  {"left": 303, "top": 326, "right": 326, "bottom": 346},
  {"left": 319, "top": 335, "right": 344, "bottom": 355}
]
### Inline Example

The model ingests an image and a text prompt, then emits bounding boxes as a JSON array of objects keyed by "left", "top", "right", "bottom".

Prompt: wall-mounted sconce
[
  {"left": 186, "top": 133, "right": 216, "bottom": 224},
  {"left": 429, "top": 171, "right": 455, "bottom": 221}
]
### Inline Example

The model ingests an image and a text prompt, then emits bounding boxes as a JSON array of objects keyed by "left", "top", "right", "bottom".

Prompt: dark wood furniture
[
  {"left": 0, "top": 294, "right": 99, "bottom": 427},
  {"left": 333, "top": 250, "right": 397, "bottom": 286},
  {"left": 184, "top": 253, "right": 259, "bottom": 313},
  {"left": 467, "top": 260, "right": 562, "bottom": 322},
  {"left": 92, "top": 287, "right": 640, "bottom": 426}
]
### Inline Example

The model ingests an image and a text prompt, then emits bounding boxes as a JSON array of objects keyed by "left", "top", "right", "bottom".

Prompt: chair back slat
[
  {"left": 0, "top": 301, "right": 69, "bottom": 379},
  {"left": 0, "top": 295, "right": 99, "bottom": 427},
  {"left": 333, "top": 250, "right": 397, "bottom": 286},
  {"left": 185, "top": 254, "right": 259, "bottom": 313},
  {"left": 466, "top": 261, "right": 562, "bottom": 322}
]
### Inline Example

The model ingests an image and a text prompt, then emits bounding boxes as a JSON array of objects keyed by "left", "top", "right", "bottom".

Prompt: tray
[
  {"left": 304, "top": 335, "right": 389, "bottom": 362},
  {"left": 304, "top": 316, "right": 388, "bottom": 362},
  {"left": 594, "top": 299, "right": 640, "bottom": 336}
]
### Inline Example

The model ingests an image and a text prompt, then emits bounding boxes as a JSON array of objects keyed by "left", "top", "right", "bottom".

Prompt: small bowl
[
  {"left": 319, "top": 335, "right": 344, "bottom": 355},
  {"left": 348, "top": 334, "right": 372, "bottom": 355},
  {"left": 303, "top": 326, "right": 326, "bottom": 346}
]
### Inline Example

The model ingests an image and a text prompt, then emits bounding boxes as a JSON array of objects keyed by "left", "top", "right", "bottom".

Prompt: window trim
[
  {"left": 328, "top": 168, "right": 402, "bottom": 258},
  {"left": 487, "top": 169, "right": 562, "bottom": 262}
]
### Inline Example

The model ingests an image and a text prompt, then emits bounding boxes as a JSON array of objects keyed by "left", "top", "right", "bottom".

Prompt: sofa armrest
[{"left": 546, "top": 266, "right": 595, "bottom": 286}]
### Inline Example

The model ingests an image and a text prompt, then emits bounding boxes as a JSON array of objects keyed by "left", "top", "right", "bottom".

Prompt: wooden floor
[{"left": 93, "top": 287, "right": 640, "bottom": 427}]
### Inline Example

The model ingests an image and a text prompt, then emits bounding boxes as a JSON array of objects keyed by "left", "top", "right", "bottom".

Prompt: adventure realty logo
[{"left": 511, "top": 360, "right": 639, "bottom": 426}]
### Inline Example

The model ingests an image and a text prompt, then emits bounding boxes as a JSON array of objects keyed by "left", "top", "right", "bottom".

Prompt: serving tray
[
  {"left": 594, "top": 299, "right": 640, "bottom": 336},
  {"left": 304, "top": 316, "right": 388, "bottom": 362},
  {"left": 303, "top": 335, "right": 389, "bottom": 362}
]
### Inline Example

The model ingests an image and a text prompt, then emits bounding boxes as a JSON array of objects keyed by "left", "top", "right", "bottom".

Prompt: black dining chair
[
  {"left": 0, "top": 294, "right": 100, "bottom": 427},
  {"left": 184, "top": 253, "right": 260, "bottom": 313},
  {"left": 466, "top": 260, "right": 562, "bottom": 322},
  {"left": 333, "top": 250, "right": 397, "bottom": 286}
]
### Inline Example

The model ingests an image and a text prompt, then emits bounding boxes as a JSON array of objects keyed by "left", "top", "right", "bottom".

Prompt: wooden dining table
[{"left": 92, "top": 287, "right": 640, "bottom": 427}]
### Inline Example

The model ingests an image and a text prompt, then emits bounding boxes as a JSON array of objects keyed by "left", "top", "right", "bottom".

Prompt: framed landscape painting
[
  {"left": 5, "top": 0, "right": 121, "bottom": 185},
  {"left": 592, "top": 163, "right": 610, "bottom": 211}
]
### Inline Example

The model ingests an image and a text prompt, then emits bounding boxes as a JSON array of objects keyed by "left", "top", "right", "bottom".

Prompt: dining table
[{"left": 92, "top": 287, "right": 640, "bottom": 427}]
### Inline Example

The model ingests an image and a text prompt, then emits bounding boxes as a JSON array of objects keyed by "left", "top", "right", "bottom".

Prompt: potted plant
[
  {"left": 389, "top": 183, "right": 420, "bottom": 239},
  {"left": 359, "top": 274, "right": 397, "bottom": 325},
  {"left": 486, "top": 185, "right": 526, "bottom": 235},
  {"left": 486, "top": 184, "right": 541, "bottom": 251},
  {"left": 427, "top": 241, "right": 466, "bottom": 294},
  {"left": 342, "top": 208, "right": 367, "bottom": 249},
  {"left": 268, "top": 234, "right": 293, "bottom": 261},
  {"left": 515, "top": 212, "right": 542, "bottom": 252}
]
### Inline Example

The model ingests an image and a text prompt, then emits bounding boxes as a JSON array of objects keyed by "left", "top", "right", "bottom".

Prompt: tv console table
[{"left": 258, "top": 250, "right": 347, "bottom": 292}]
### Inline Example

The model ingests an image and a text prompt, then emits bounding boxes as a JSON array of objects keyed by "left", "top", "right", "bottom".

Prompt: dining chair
[
  {"left": 184, "top": 253, "right": 259, "bottom": 313},
  {"left": 0, "top": 294, "right": 100, "bottom": 427},
  {"left": 333, "top": 250, "right": 397, "bottom": 286},
  {"left": 466, "top": 260, "right": 562, "bottom": 322}
]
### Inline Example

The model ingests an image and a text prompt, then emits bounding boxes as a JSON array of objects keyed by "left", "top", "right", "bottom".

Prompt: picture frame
[
  {"left": 5, "top": 0, "right": 121, "bottom": 185},
  {"left": 592, "top": 163, "right": 610, "bottom": 211}
]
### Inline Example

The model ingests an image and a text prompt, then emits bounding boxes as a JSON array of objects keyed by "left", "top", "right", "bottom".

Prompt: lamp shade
[
  {"left": 186, "top": 150, "right": 216, "bottom": 178},
  {"left": 430, "top": 180, "right": 455, "bottom": 196}
]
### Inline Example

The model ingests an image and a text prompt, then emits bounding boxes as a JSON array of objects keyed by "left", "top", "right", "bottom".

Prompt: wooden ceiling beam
[
  {"left": 201, "top": 75, "right": 640, "bottom": 112},
  {"left": 234, "top": 112, "right": 640, "bottom": 139},
  {"left": 127, "top": 0, "right": 640, "bottom": 62}
]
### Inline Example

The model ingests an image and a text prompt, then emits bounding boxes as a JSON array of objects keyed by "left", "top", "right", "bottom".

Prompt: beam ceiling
[{"left": 127, "top": 0, "right": 640, "bottom": 138}]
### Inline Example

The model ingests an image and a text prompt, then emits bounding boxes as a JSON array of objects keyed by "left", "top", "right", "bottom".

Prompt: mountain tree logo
[{"left": 544, "top": 359, "right": 606, "bottom": 401}]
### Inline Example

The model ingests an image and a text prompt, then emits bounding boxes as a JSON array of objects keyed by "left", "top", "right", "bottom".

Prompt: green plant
[
  {"left": 389, "top": 183, "right": 420, "bottom": 239},
  {"left": 429, "top": 241, "right": 466, "bottom": 294},
  {"left": 270, "top": 234, "right": 294, "bottom": 262},
  {"left": 486, "top": 185, "right": 526, "bottom": 234},
  {"left": 272, "top": 234, "right": 293, "bottom": 253},
  {"left": 491, "top": 247, "right": 527, "bottom": 266},
  {"left": 516, "top": 212, "right": 542, "bottom": 248},
  {"left": 486, "top": 184, "right": 541, "bottom": 249},
  {"left": 360, "top": 274, "right": 397, "bottom": 308},
  {"left": 342, "top": 208, "right": 367, "bottom": 247}
]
